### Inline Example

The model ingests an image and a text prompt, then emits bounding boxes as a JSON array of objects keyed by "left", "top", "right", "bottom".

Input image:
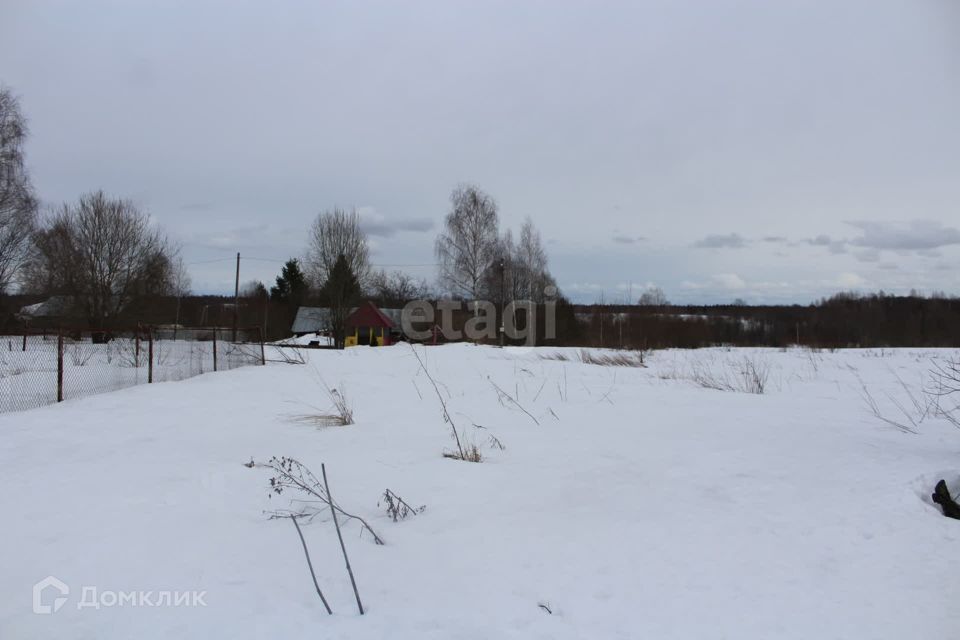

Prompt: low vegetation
[
  {"left": 539, "top": 349, "right": 647, "bottom": 368},
  {"left": 657, "top": 354, "right": 771, "bottom": 394},
  {"left": 292, "top": 383, "right": 354, "bottom": 428}
]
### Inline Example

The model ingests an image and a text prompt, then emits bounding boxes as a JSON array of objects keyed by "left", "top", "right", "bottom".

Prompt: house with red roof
[{"left": 344, "top": 301, "right": 395, "bottom": 347}]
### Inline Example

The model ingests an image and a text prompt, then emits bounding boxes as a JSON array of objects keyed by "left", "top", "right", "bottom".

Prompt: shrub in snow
[
  {"left": 254, "top": 456, "right": 384, "bottom": 545},
  {"left": 443, "top": 443, "right": 482, "bottom": 463},
  {"left": 927, "top": 356, "right": 960, "bottom": 428},
  {"left": 661, "top": 354, "right": 771, "bottom": 394},
  {"left": 379, "top": 489, "right": 426, "bottom": 522},
  {"left": 292, "top": 384, "right": 354, "bottom": 427}
]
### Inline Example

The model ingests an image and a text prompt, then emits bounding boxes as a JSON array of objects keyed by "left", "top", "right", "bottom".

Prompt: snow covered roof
[
  {"left": 17, "top": 296, "right": 72, "bottom": 319},
  {"left": 291, "top": 306, "right": 373, "bottom": 333},
  {"left": 291, "top": 307, "right": 333, "bottom": 333},
  {"left": 293, "top": 304, "right": 433, "bottom": 334}
]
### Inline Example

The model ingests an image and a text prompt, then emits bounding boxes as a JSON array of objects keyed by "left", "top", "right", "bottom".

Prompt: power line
[
  {"left": 187, "top": 255, "right": 440, "bottom": 269},
  {"left": 241, "top": 256, "right": 287, "bottom": 263},
  {"left": 370, "top": 263, "right": 440, "bottom": 268}
]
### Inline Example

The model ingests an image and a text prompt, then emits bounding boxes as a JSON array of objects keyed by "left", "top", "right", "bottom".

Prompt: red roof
[{"left": 346, "top": 301, "right": 395, "bottom": 329}]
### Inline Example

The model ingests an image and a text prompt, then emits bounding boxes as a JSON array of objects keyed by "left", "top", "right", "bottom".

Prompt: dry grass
[
  {"left": 578, "top": 349, "right": 647, "bottom": 367},
  {"left": 292, "top": 385, "right": 354, "bottom": 427},
  {"left": 928, "top": 356, "right": 960, "bottom": 428},
  {"left": 442, "top": 443, "right": 482, "bottom": 463},
  {"left": 540, "top": 349, "right": 647, "bottom": 368},
  {"left": 660, "top": 355, "right": 770, "bottom": 394}
]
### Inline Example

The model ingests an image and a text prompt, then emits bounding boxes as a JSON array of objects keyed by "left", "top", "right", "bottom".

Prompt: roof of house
[
  {"left": 346, "top": 301, "right": 395, "bottom": 329},
  {"left": 18, "top": 296, "right": 73, "bottom": 319},
  {"left": 291, "top": 307, "right": 334, "bottom": 333},
  {"left": 378, "top": 308, "right": 403, "bottom": 326}
]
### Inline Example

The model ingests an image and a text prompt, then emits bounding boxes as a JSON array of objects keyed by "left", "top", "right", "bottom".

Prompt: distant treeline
[
  {"left": 4, "top": 291, "right": 959, "bottom": 349},
  {"left": 574, "top": 292, "right": 960, "bottom": 349},
  {"left": 1, "top": 293, "right": 283, "bottom": 337}
]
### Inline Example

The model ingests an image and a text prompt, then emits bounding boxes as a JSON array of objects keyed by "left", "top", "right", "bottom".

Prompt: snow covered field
[{"left": 2, "top": 344, "right": 959, "bottom": 639}]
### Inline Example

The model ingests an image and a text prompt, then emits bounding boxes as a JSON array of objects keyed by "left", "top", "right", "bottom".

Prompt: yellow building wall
[{"left": 345, "top": 327, "right": 384, "bottom": 347}]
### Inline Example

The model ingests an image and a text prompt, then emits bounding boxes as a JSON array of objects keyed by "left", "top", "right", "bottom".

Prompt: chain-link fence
[{"left": 0, "top": 327, "right": 264, "bottom": 413}]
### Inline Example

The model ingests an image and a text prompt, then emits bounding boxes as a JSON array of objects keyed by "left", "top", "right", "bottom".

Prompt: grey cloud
[
  {"left": 693, "top": 233, "right": 746, "bottom": 249},
  {"left": 807, "top": 235, "right": 847, "bottom": 254},
  {"left": 4, "top": 2, "right": 960, "bottom": 301},
  {"left": 360, "top": 217, "right": 434, "bottom": 238},
  {"left": 853, "top": 249, "right": 880, "bottom": 263},
  {"left": 179, "top": 201, "right": 216, "bottom": 212},
  {"left": 612, "top": 235, "right": 646, "bottom": 244},
  {"left": 846, "top": 220, "right": 960, "bottom": 251}
]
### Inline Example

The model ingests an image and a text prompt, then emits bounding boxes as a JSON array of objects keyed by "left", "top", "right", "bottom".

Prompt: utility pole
[
  {"left": 174, "top": 293, "right": 181, "bottom": 341},
  {"left": 263, "top": 295, "right": 269, "bottom": 341},
  {"left": 499, "top": 259, "right": 505, "bottom": 347},
  {"left": 233, "top": 252, "right": 240, "bottom": 342},
  {"left": 599, "top": 290, "right": 604, "bottom": 348}
]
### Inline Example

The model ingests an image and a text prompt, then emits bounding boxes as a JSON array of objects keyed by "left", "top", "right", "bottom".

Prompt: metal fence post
[
  {"left": 56, "top": 329, "right": 64, "bottom": 402},
  {"left": 148, "top": 328, "right": 154, "bottom": 383},
  {"left": 135, "top": 324, "right": 141, "bottom": 367},
  {"left": 258, "top": 326, "right": 266, "bottom": 365},
  {"left": 212, "top": 328, "right": 218, "bottom": 372},
  {"left": 22, "top": 328, "right": 27, "bottom": 352}
]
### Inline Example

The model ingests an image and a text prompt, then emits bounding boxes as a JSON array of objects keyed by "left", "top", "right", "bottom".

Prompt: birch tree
[
  {"left": 307, "top": 207, "right": 370, "bottom": 289},
  {"left": 434, "top": 184, "right": 500, "bottom": 299},
  {"left": 0, "top": 87, "right": 38, "bottom": 292}
]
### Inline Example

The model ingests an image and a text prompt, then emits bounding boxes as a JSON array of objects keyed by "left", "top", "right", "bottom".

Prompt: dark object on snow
[{"left": 932, "top": 480, "right": 960, "bottom": 520}]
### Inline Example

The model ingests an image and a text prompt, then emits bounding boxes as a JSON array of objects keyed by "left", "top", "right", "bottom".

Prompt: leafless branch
[
  {"left": 322, "top": 463, "right": 364, "bottom": 615},
  {"left": 409, "top": 343, "right": 466, "bottom": 459},
  {"left": 289, "top": 515, "right": 333, "bottom": 614},
  {"left": 488, "top": 377, "right": 540, "bottom": 425},
  {"left": 255, "top": 456, "right": 384, "bottom": 545}
]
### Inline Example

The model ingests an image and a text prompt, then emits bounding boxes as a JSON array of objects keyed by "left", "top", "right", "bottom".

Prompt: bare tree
[
  {"left": 322, "top": 254, "right": 361, "bottom": 349},
  {"left": 172, "top": 256, "right": 191, "bottom": 332},
  {"left": 240, "top": 279, "right": 268, "bottom": 299},
  {"left": 485, "top": 218, "right": 555, "bottom": 307},
  {"left": 638, "top": 286, "right": 669, "bottom": 307},
  {"left": 307, "top": 207, "right": 370, "bottom": 289},
  {"left": 514, "top": 218, "right": 552, "bottom": 302},
  {"left": 172, "top": 256, "right": 192, "bottom": 299},
  {"left": 26, "top": 191, "right": 176, "bottom": 326},
  {"left": 490, "top": 229, "right": 515, "bottom": 308},
  {"left": 369, "top": 269, "right": 431, "bottom": 306},
  {"left": 0, "top": 87, "right": 38, "bottom": 293},
  {"left": 435, "top": 184, "right": 500, "bottom": 299}
]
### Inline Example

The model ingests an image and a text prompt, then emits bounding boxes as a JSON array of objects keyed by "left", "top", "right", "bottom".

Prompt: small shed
[
  {"left": 291, "top": 307, "right": 334, "bottom": 336},
  {"left": 17, "top": 296, "right": 74, "bottom": 324},
  {"left": 345, "top": 302, "right": 395, "bottom": 347}
]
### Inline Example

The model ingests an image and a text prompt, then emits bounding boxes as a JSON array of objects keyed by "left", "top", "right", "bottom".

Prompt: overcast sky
[{"left": 2, "top": 0, "right": 958, "bottom": 303}]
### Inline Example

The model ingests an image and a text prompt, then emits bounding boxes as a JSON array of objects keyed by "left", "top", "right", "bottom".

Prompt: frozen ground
[{"left": 1, "top": 344, "right": 959, "bottom": 639}]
